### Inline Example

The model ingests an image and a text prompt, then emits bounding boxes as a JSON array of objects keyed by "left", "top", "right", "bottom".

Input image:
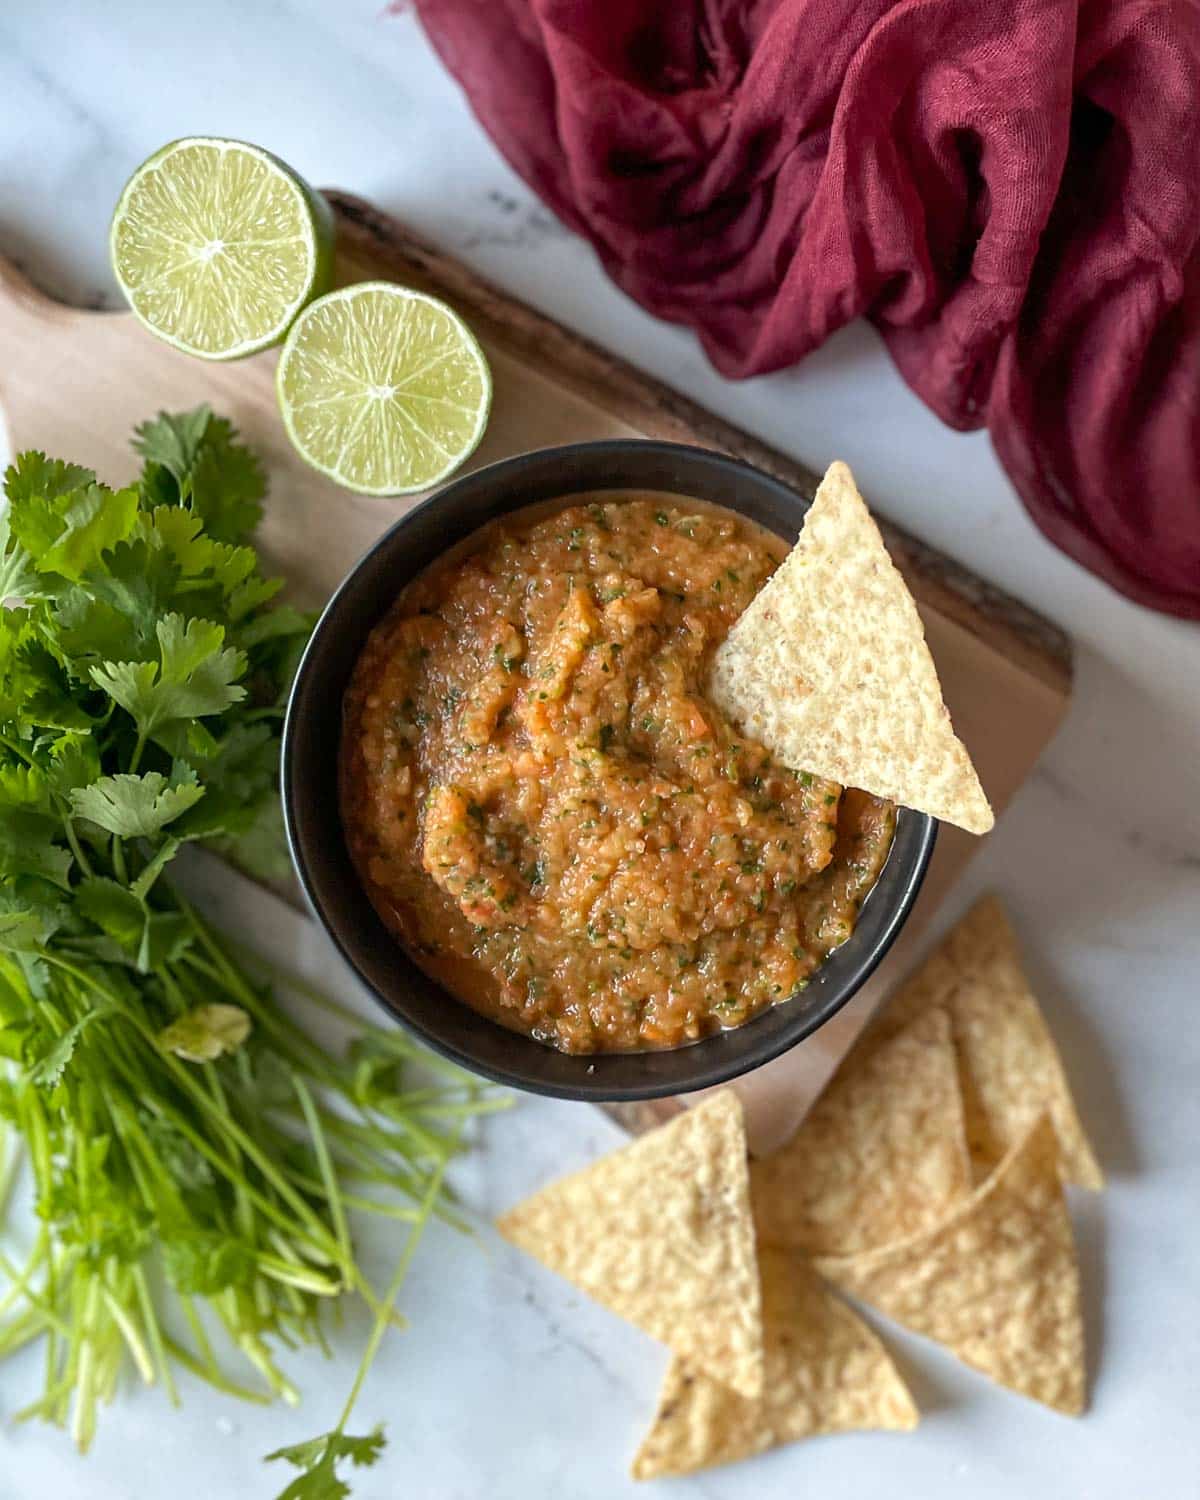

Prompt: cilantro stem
[
  {"left": 0, "top": 1244, "right": 68, "bottom": 1332},
  {"left": 70, "top": 1272, "right": 101, "bottom": 1452},
  {"left": 224, "top": 938, "right": 369, "bottom": 1030},
  {"left": 129, "top": 730, "right": 148, "bottom": 775},
  {"left": 336, "top": 1124, "right": 462, "bottom": 1435},
  {"left": 100, "top": 1285, "right": 154, "bottom": 1384},
  {"left": 14, "top": 1373, "right": 74, "bottom": 1423},
  {"left": 61, "top": 817, "right": 93, "bottom": 879},
  {"left": 216, "top": 1292, "right": 299, "bottom": 1404},
  {"left": 0, "top": 1129, "right": 20, "bottom": 1223},
  {"left": 281, "top": 1177, "right": 423, "bottom": 1224},
  {"left": 133, "top": 1266, "right": 179, "bottom": 1408},
  {"left": 0, "top": 734, "right": 33, "bottom": 764},
  {"left": 176, "top": 1293, "right": 219, "bottom": 1376},
  {"left": 293, "top": 1078, "right": 353, "bottom": 1284},
  {"left": 105, "top": 1045, "right": 327, "bottom": 1247},
  {"left": 39, "top": 952, "right": 344, "bottom": 1260},
  {"left": 0, "top": 1307, "right": 55, "bottom": 1361},
  {"left": 162, "top": 1333, "right": 274, "bottom": 1404}
]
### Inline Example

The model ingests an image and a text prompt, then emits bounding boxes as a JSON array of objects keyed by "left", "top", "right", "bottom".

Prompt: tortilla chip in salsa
[{"left": 709, "top": 461, "right": 993, "bottom": 834}]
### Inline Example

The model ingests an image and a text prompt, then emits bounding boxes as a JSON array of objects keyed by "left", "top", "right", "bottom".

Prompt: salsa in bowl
[
  {"left": 283, "top": 442, "right": 935, "bottom": 1099},
  {"left": 341, "top": 496, "right": 896, "bottom": 1055}
]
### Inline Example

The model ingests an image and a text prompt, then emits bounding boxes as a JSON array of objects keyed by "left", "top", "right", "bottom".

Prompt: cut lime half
[
  {"left": 110, "top": 136, "right": 333, "bottom": 360},
  {"left": 276, "top": 282, "right": 492, "bottom": 496}
]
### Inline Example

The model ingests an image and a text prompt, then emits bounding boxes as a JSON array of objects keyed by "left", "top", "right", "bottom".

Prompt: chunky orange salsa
[{"left": 341, "top": 497, "right": 895, "bottom": 1054}]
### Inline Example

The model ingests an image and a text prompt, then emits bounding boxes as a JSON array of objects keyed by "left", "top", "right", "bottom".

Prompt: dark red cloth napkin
[{"left": 414, "top": 0, "right": 1200, "bottom": 618}]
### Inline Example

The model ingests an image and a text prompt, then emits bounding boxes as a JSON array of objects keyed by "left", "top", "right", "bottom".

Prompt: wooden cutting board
[{"left": 0, "top": 191, "right": 1071, "bottom": 1151}]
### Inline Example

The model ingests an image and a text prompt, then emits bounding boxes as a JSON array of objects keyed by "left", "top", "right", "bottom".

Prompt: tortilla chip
[
  {"left": 751, "top": 1006, "right": 971, "bottom": 1256},
  {"left": 863, "top": 895, "right": 1102, "bottom": 1190},
  {"left": 631, "top": 1249, "right": 917, "bottom": 1479},
  {"left": 815, "top": 1116, "right": 1086, "bottom": 1414},
  {"left": 497, "top": 1091, "right": 764, "bottom": 1398},
  {"left": 708, "top": 461, "right": 993, "bottom": 834}
]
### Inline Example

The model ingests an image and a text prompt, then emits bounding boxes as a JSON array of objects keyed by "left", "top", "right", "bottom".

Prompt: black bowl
[{"left": 282, "top": 441, "right": 936, "bottom": 1101}]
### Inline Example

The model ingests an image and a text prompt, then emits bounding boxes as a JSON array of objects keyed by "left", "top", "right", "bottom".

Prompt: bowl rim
[{"left": 282, "top": 439, "right": 937, "bottom": 1100}]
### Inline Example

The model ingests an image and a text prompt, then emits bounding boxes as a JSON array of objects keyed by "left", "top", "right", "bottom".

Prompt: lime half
[
  {"left": 276, "top": 282, "right": 492, "bottom": 496},
  {"left": 110, "top": 137, "right": 333, "bottom": 360}
]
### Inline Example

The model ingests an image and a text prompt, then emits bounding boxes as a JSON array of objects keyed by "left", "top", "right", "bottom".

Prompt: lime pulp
[
  {"left": 275, "top": 281, "right": 492, "bottom": 496},
  {"left": 110, "top": 136, "right": 333, "bottom": 360}
]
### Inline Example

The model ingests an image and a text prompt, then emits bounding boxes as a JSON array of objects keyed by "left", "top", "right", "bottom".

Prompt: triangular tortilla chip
[
  {"left": 751, "top": 1006, "right": 971, "bottom": 1256},
  {"left": 497, "top": 1091, "right": 764, "bottom": 1397},
  {"left": 862, "top": 895, "right": 1102, "bottom": 1189},
  {"left": 708, "top": 461, "right": 993, "bottom": 834},
  {"left": 815, "top": 1116, "right": 1086, "bottom": 1414},
  {"left": 631, "top": 1249, "right": 917, "bottom": 1479}
]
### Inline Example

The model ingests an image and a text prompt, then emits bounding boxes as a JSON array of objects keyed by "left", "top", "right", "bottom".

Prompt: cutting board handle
[
  {"left": 0, "top": 255, "right": 144, "bottom": 475},
  {"left": 0, "top": 251, "right": 63, "bottom": 335}
]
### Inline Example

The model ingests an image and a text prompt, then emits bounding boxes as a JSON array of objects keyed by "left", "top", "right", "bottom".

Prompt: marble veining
[{"left": 0, "top": 4, "right": 1197, "bottom": 1498}]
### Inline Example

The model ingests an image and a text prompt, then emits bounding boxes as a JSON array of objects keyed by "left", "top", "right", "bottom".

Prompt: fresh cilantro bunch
[
  {"left": 1, "top": 406, "right": 306, "bottom": 887},
  {"left": 0, "top": 409, "right": 503, "bottom": 1496}
]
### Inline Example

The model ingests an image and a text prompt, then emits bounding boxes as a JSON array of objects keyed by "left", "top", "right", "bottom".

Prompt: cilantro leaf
[
  {"left": 5, "top": 448, "right": 138, "bottom": 581},
  {"left": 234, "top": 603, "right": 313, "bottom": 652},
  {"left": 158, "top": 1002, "right": 251, "bottom": 1063},
  {"left": 146, "top": 718, "right": 221, "bottom": 763},
  {"left": 45, "top": 732, "right": 102, "bottom": 799},
  {"left": 40, "top": 485, "right": 139, "bottom": 581},
  {"left": 76, "top": 875, "right": 191, "bottom": 976},
  {"left": 70, "top": 770, "right": 205, "bottom": 838},
  {"left": 138, "top": 1113, "right": 214, "bottom": 1191},
  {"left": 135, "top": 459, "right": 178, "bottom": 511},
  {"left": 133, "top": 407, "right": 266, "bottom": 543},
  {"left": 129, "top": 837, "right": 181, "bottom": 901},
  {"left": 165, "top": 724, "right": 279, "bottom": 848},
  {"left": 53, "top": 587, "right": 149, "bottom": 668},
  {"left": 90, "top": 613, "right": 246, "bottom": 743},
  {"left": 4, "top": 451, "right": 96, "bottom": 513},
  {"left": 131, "top": 408, "right": 213, "bottom": 482},
  {"left": 0, "top": 762, "right": 51, "bottom": 815},
  {"left": 0, "top": 884, "right": 67, "bottom": 952},
  {"left": 187, "top": 416, "right": 268, "bottom": 543},
  {"left": 161, "top": 1230, "right": 254, "bottom": 1295},
  {"left": 157, "top": 614, "right": 241, "bottom": 697},
  {"left": 0, "top": 613, "right": 92, "bottom": 730},
  {"left": 201, "top": 722, "right": 278, "bottom": 800},
  {"left": 137, "top": 911, "right": 192, "bottom": 972},
  {"left": 0, "top": 506, "right": 39, "bottom": 603},
  {"left": 31, "top": 1004, "right": 115, "bottom": 1089},
  {"left": 209, "top": 797, "right": 293, "bottom": 884},
  {"left": 76, "top": 876, "right": 144, "bottom": 948},
  {"left": 56, "top": 538, "right": 182, "bottom": 665},
  {"left": 266, "top": 1427, "right": 387, "bottom": 1500},
  {"left": 228, "top": 571, "right": 283, "bottom": 621},
  {"left": 137, "top": 506, "right": 261, "bottom": 605},
  {"left": 169, "top": 784, "right": 258, "bottom": 842},
  {"left": 0, "top": 813, "right": 72, "bottom": 888}
]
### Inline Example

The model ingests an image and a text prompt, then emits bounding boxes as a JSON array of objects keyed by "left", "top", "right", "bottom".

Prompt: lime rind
[
  {"left": 276, "top": 282, "right": 493, "bottom": 497},
  {"left": 110, "top": 136, "right": 333, "bottom": 361}
]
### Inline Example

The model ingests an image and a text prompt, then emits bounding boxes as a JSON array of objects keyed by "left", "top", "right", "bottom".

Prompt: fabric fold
[{"left": 415, "top": 0, "right": 1200, "bottom": 617}]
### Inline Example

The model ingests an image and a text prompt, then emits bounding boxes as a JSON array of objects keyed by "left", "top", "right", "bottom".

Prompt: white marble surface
[{"left": 1, "top": 3, "right": 1198, "bottom": 1497}]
